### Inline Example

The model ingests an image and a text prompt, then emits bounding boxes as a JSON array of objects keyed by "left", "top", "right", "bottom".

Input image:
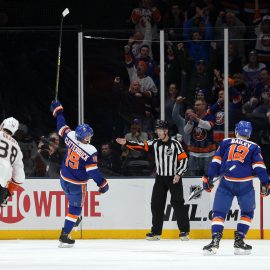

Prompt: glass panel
[
  {"left": 83, "top": 29, "right": 160, "bottom": 177},
  {"left": 0, "top": 29, "right": 78, "bottom": 178}
]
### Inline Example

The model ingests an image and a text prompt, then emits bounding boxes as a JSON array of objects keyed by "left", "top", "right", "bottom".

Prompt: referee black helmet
[{"left": 155, "top": 119, "right": 169, "bottom": 129}]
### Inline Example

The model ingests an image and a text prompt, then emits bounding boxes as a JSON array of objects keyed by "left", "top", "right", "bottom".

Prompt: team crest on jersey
[
  {"left": 193, "top": 127, "right": 207, "bottom": 141},
  {"left": 92, "top": 155, "right": 98, "bottom": 162},
  {"left": 166, "top": 148, "right": 173, "bottom": 156},
  {"left": 215, "top": 111, "right": 224, "bottom": 126}
]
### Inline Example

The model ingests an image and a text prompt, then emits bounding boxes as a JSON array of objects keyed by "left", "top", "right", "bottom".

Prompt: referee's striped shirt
[{"left": 125, "top": 138, "right": 188, "bottom": 176}]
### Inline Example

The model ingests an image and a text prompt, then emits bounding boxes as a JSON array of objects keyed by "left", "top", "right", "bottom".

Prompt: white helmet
[{"left": 0, "top": 117, "right": 19, "bottom": 135}]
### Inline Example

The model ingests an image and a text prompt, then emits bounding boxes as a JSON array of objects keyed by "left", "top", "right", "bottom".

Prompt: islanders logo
[
  {"left": 215, "top": 111, "right": 224, "bottom": 126},
  {"left": 193, "top": 127, "right": 207, "bottom": 141}
]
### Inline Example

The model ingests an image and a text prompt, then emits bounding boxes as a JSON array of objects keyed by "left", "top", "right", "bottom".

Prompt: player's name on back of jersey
[
  {"left": 65, "top": 137, "right": 89, "bottom": 161},
  {"left": 231, "top": 138, "right": 252, "bottom": 148}
]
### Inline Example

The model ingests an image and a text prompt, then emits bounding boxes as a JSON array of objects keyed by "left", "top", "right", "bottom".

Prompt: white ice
[{"left": 1, "top": 239, "right": 269, "bottom": 270}]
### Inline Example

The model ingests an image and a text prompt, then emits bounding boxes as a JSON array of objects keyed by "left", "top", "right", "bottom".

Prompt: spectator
[
  {"left": 242, "top": 50, "right": 266, "bottom": 91},
  {"left": 215, "top": 12, "right": 246, "bottom": 63},
  {"left": 172, "top": 96, "right": 192, "bottom": 145},
  {"left": 253, "top": 68, "right": 270, "bottom": 99},
  {"left": 163, "top": 2, "right": 185, "bottom": 41},
  {"left": 228, "top": 42, "right": 242, "bottom": 75},
  {"left": 125, "top": 16, "right": 153, "bottom": 61},
  {"left": 233, "top": 72, "right": 250, "bottom": 103},
  {"left": 201, "top": 0, "right": 222, "bottom": 26},
  {"left": 184, "top": 99, "right": 216, "bottom": 175},
  {"left": 165, "top": 83, "right": 178, "bottom": 131},
  {"left": 15, "top": 123, "right": 38, "bottom": 177},
  {"left": 98, "top": 142, "right": 121, "bottom": 176},
  {"left": 121, "top": 120, "right": 151, "bottom": 175},
  {"left": 216, "top": 42, "right": 242, "bottom": 76},
  {"left": 208, "top": 88, "right": 242, "bottom": 143},
  {"left": 183, "top": 6, "right": 213, "bottom": 64},
  {"left": 34, "top": 133, "right": 63, "bottom": 177},
  {"left": 126, "top": 59, "right": 158, "bottom": 97},
  {"left": 254, "top": 15, "right": 270, "bottom": 66},
  {"left": 243, "top": 92, "right": 270, "bottom": 146},
  {"left": 195, "top": 88, "right": 207, "bottom": 102},
  {"left": 130, "top": 0, "right": 161, "bottom": 39},
  {"left": 112, "top": 77, "right": 154, "bottom": 134},
  {"left": 165, "top": 42, "right": 183, "bottom": 90},
  {"left": 185, "top": 59, "right": 212, "bottom": 104}
]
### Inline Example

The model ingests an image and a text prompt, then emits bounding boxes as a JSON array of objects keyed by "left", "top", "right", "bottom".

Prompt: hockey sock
[
  {"left": 63, "top": 205, "right": 82, "bottom": 234},
  {"left": 236, "top": 212, "right": 254, "bottom": 238},
  {"left": 211, "top": 212, "right": 226, "bottom": 236}
]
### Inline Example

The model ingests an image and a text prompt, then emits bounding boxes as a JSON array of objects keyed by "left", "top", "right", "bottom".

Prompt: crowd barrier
[{"left": 0, "top": 178, "right": 268, "bottom": 239}]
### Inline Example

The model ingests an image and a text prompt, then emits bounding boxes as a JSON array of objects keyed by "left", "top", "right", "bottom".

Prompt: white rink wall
[{"left": 0, "top": 178, "right": 268, "bottom": 239}]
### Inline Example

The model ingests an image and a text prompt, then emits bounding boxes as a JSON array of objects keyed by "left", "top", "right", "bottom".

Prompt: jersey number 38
[{"left": 0, "top": 139, "right": 18, "bottom": 165}]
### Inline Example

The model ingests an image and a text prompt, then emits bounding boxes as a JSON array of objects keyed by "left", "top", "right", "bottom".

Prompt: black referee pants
[{"left": 151, "top": 175, "right": 190, "bottom": 235}]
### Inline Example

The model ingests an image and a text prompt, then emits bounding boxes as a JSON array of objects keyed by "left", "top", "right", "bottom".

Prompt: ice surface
[{"left": 1, "top": 239, "right": 269, "bottom": 270}]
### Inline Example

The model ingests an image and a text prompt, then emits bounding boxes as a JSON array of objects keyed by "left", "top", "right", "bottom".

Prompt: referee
[{"left": 116, "top": 119, "right": 190, "bottom": 240}]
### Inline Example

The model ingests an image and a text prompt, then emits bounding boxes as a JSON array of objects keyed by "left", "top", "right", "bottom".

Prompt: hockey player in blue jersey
[
  {"left": 50, "top": 100, "right": 109, "bottom": 248},
  {"left": 202, "top": 120, "right": 270, "bottom": 255}
]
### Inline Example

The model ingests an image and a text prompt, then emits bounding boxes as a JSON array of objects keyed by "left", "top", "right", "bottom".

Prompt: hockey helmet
[
  {"left": 235, "top": 121, "right": 252, "bottom": 138},
  {"left": 0, "top": 117, "right": 19, "bottom": 135},
  {"left": 75, "top": 124, "right": 94, "bottom": 143},
  {"left": 155, "top": 119, "right": 169, "bottom": 130}
]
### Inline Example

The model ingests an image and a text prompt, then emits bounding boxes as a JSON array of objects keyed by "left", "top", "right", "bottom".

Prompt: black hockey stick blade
[{"left": 188, "top": 165, "right": 236, "bottom": 201}]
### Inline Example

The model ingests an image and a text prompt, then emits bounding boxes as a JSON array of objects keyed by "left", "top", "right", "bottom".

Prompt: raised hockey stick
[
  {"left": 55, "top": 8, "right": 70, "bottom": 101},
  {"left": 188, "top": 165, "right": 236, "bottom": 201}
]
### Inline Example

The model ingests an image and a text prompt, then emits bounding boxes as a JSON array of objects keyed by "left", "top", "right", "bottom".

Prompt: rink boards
[{"left": 0, "top": 177, "right": 269, "bottom": 239}]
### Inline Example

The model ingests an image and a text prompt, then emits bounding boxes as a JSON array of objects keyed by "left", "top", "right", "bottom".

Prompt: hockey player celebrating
[
  {"left": 202, "top": 120, "right": 270, "bottom": 255},
  {"left": 50, "top": 100, "right": 109, "bottom": 248},
  {"left": 0, "top": 117, "right": 25, "bottom": 207}
]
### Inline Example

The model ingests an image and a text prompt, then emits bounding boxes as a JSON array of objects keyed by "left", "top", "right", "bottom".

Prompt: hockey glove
[
  {"left": 50, "top": 100, "right": 63, "bottom": 117},
  {"left": 0, "top": 185, "right": 11, "bottom": 207},
  {"left": 98, "top": 179, "right": 109, "bottom": 194},
  {"left": 261, "top": 182, "right": 270, "bottom": 197},
  {"left": 202, "top": 175, "right": 214, "bottom": 192}
]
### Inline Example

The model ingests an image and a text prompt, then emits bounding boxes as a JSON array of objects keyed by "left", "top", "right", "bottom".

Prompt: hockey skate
[
  {"left": 203, "top": 232, "right": 222, "bottom": 255},
  {"left": 73, "top": 216, "right": 82, "bottom": 232},
  {"left": 58, "top": 228, "right": 75, "bottom": 248},
  {"left": 180, "top": 232, "right": 189, "bottom": 241},
  {"left": 234, "top": 231, "right": 252, "bottom": 255},
  {"left": 146, "top": 232, "right": 161, "bottom": 241}
]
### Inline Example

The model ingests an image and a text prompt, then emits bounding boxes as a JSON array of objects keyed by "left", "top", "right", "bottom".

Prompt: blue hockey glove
[
  {"left": 98, "top": 179, "right": 109, "bottom": 194},
  {"left": 261, "top": 182, "right": 270, "bottom": 197},
  {"left": 202, "top": 175, "right": 214, "bottom": 192},
  {"left": 50, "top": 100, "right": 63, "bottom": 117}
]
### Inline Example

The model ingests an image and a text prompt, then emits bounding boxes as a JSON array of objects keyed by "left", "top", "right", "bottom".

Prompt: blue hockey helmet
[
  {"left": 75, "top": 124, "right": 94, "bottom": 143},
  {"left": 235, "top": 121, "right": 252, "bottom": 138}
]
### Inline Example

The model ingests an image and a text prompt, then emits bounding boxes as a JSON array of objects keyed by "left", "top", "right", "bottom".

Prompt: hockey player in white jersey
[{"left": 0, "top": 117, "right": 25, "bottom": 206}]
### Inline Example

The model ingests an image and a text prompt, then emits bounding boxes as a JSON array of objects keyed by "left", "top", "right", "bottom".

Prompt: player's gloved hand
[
  {"left": 261, "top": 182, "right": 270, "bottom": 197},
  {"left": 50, "top": 100, "right": 63, "bottom": 117},
  {"left": 0, "top": 185, "right": 11, "bottom": 207},
  {"left": 202, "top": 175, "right": 214, "bottom": 192},
  {"left": 98, "top": 179, "right": 109, "bottom": 194}
]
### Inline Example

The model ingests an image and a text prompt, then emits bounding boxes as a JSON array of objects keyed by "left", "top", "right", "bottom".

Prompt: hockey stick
[
  {"left": 188, "top": 165, "right": 236, "bottom": 201},
  {"left": 55, "top": 8, "right": 70, "bottom": 101}
]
